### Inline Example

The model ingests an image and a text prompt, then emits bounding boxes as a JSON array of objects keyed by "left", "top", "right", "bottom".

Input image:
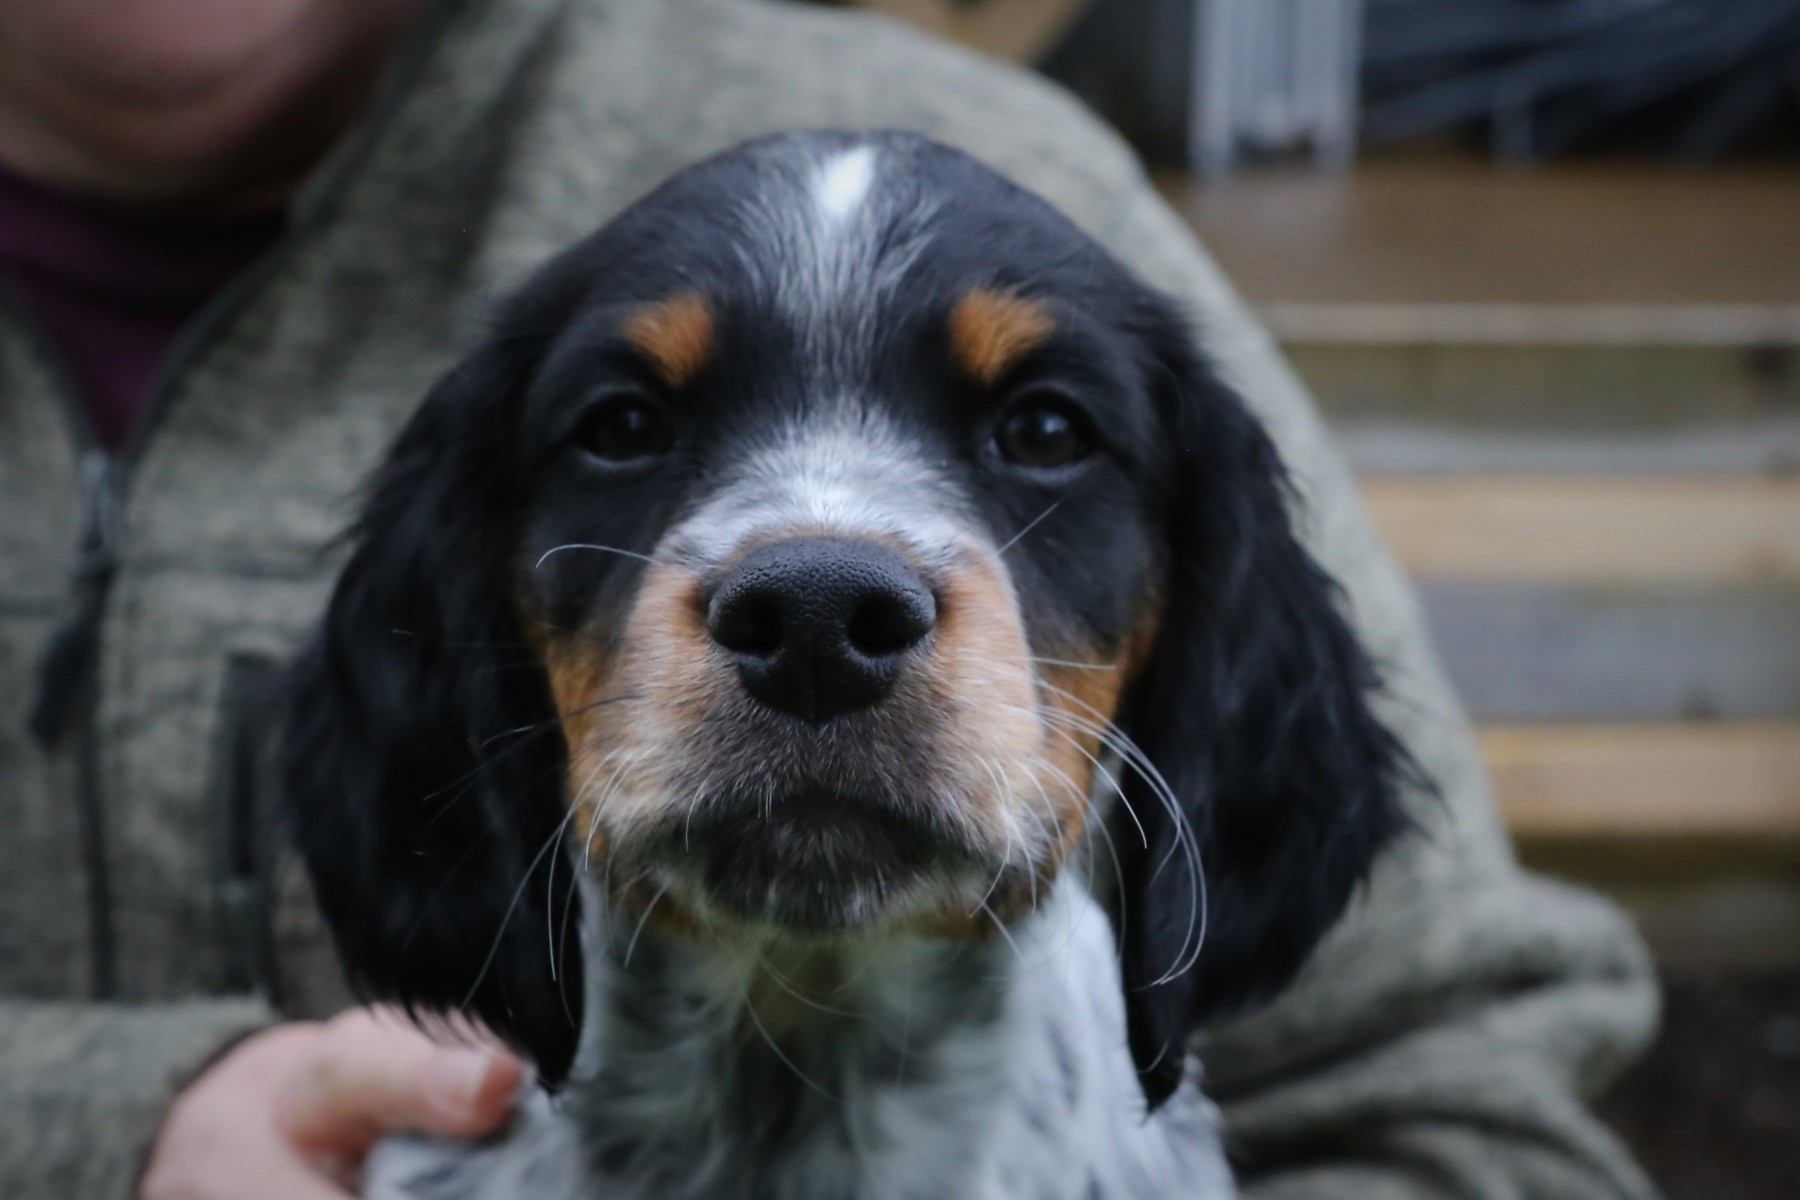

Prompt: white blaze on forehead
[
  {"left": 733, "top": 138, "right": 935, "bottom": 370},
  {"left": 813, "top": 145, "right": 877, "bottom": 223}
]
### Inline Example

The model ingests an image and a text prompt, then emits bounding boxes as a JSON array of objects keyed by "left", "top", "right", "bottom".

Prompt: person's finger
[{"left": 272, "top": 1011, "right": 522, "bottom": 1150}]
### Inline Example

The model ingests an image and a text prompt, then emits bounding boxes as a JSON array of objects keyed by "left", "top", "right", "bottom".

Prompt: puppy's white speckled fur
[{"left": 365, "top": 875, "right": 1231, "bottom": 1200}]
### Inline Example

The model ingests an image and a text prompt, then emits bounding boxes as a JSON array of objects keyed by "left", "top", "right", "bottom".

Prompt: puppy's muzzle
[{"left": 707, "top": 537, "right": 937, "bottom": 723}]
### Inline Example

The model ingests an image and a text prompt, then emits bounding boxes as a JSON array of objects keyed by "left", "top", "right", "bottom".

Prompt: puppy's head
[{"left": 284, "top": 132, "right": 1411, "bottom": 1104}]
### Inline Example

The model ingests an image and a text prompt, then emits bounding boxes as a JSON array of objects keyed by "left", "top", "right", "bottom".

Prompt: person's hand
[{"left": 140, "top": 1008, "right": 522, "bottom": 1199}]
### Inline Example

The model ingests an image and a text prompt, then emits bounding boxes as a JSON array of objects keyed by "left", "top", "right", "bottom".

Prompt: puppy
[{"left": 283, "top": 130, "right": 1411, "bottom": 1200}]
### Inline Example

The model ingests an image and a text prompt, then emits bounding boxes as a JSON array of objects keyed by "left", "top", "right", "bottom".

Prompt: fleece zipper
[{"left": 2, "top": 281, "right": 123, "bottom": 999}]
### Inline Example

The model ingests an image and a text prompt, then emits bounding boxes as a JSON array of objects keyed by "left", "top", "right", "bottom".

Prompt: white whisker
[
  {"left": 462, "top": 802, "right": 581, "bottom": 1012},
  {"left": 741, "top": 979, "right": 838, "bottom": 1103},
  {"left": 988, "top": 664, "right": 1210, "bottom": 987},
  {"left": 622, "top": 883, "right": 668, "bottom": 969},
  {"left": 994, "top": 495, "right": 1067, "bottom": 556},
  {"left": 753, "top": 951, "right": 862, "bottom": 1019},
  {"left": 1034, "top": 709, "right": 1208, "bottom": 982},
  {"left": 1015, "top": 654, "right": 1120, "bottom": 673},
  {"left": 534, "top": 542, "right": 656, "bottom": 571},
  {"left": 976, "top": 899, "right": 1027, "bottom": 968}
]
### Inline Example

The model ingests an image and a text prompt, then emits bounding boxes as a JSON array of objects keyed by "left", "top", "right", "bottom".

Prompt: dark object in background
[
  {"left": 1040, "top": 0, "right": 1800, "bottom": 167},
  {"left": 1599, "top": 971, "right": 1800, "bottom": 1199},
  {"left": 1043, "top": 0, "right": 1199, "bottom": 164},
  {"left": 1362, "top": 0, "right": 1800, "bottom": 163},
  {"left": 1047, "top": 0, "right": 1363, "bottom": 175}
]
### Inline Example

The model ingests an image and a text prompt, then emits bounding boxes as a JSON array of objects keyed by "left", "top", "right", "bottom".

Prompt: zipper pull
[{"left": 30, "top": 452, "right": 122, "bottom": 748}]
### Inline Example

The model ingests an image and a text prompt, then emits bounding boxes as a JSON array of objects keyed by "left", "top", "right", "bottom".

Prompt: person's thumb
[{"left": 272, "top": 1010, "right": 522, "bottom": 1151}]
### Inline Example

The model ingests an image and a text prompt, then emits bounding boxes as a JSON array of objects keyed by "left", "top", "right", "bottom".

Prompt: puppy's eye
[
  {"left": 574, "top": 394, "right": 674, "bottom": 463},
  {"left": 994, "top": 398, "right": 1092, "bottom": 469}
]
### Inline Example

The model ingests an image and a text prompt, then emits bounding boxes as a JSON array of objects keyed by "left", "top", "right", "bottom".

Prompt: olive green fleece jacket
[{"left": 0, "top": 1, "right": 1660, "bottom": 1196}]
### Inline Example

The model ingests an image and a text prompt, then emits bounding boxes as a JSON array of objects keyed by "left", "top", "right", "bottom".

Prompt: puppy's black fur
[
  {"left": 1114, "top": 324, "right": 1415, "bottom": 1103},
  {"left": 285, "top": 335, "right": 585, "bottom": 1083}
]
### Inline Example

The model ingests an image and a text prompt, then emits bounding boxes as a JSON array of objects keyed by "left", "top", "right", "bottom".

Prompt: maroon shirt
[{"left": 0, "top": 164, "right": 284, "bottom": 451}]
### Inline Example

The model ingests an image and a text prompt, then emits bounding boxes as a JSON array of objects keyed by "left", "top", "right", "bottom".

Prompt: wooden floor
[{"left": 1162, "top": 151, "right": 1800, "bottom": 306}]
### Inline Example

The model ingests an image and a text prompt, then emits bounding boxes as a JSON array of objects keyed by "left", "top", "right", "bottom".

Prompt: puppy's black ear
[
  {"left": 1112, "top": 312, "right": 1413, "bottom": 1108},
  {"left": 282, "top": 340, "right": 583, "bottom": 1085}
]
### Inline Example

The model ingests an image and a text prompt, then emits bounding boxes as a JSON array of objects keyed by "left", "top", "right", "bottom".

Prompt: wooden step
[
  {"left": 1259, "top": 303, "right": 1800, "bottom": 432},
  {"left": 1261, "top": 301, "right": 1800, "bottom": 347},
  {"left": 1417, "top": 582, "right": 1800, "bottom": 722},
  {"left": 1287, "top": 336, "right": 1799, "bottom": 431},
  {"left": 1481, "top": 722, "right": 1800, "bottom": 839},
  {"left": 1361, "top": 476, "right": 1800, "bottom": 585},
  {"left": 1335, "top": 422, "right": 1800, "bottom": 477},
  {"left": 1162, "top": 159, "right": 1800, "bottom": 308}
]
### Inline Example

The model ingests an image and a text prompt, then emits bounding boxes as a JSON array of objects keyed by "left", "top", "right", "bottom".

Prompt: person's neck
[
  {"left": 0, "top": 0, "right": 424, "bottom": 209},
  {"left": 552, "top": 874, "right": 1223, "bottom": 1200}
]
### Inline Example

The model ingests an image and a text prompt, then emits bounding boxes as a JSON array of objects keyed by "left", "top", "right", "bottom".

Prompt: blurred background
[{"left": 815, "top": 2, "right": 1800, "bottom": 1194}]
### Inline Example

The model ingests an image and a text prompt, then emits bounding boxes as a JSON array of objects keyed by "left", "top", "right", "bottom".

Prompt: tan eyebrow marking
[
  {"left": 948, "top": 287, "right": 1055, "bottom": 387},
  {"left": 622, "top": 291, "right": 714, "bottom": 388}
]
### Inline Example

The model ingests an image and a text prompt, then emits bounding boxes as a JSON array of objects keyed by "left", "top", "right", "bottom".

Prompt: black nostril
[
  {"left": 706, "top": 537, "right": 937, "bottom": 724},
  {"left": 846, "top": 590, "right": 935, "bottom": 657},
  {"left": 710, "top": 592, "right": 783, "bottom": 657}
]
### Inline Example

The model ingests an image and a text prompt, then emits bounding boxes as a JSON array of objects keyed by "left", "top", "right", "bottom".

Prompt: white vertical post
[{"left": 1189, "top": 0, "right": 1362, "bottom": 176}]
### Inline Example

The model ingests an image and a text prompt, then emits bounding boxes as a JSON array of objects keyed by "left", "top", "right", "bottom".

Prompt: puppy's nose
[{"left": 707, "top": 538, "right": 936, "bottom": 724}]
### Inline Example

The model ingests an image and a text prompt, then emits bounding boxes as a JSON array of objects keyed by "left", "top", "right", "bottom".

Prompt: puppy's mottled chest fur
[
  {"left": 366, "top": 880, "right": 1231, "bottom": 1200},
  {"left": 284, "top": 131, "right": 1412, "bottom": 1199}
]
